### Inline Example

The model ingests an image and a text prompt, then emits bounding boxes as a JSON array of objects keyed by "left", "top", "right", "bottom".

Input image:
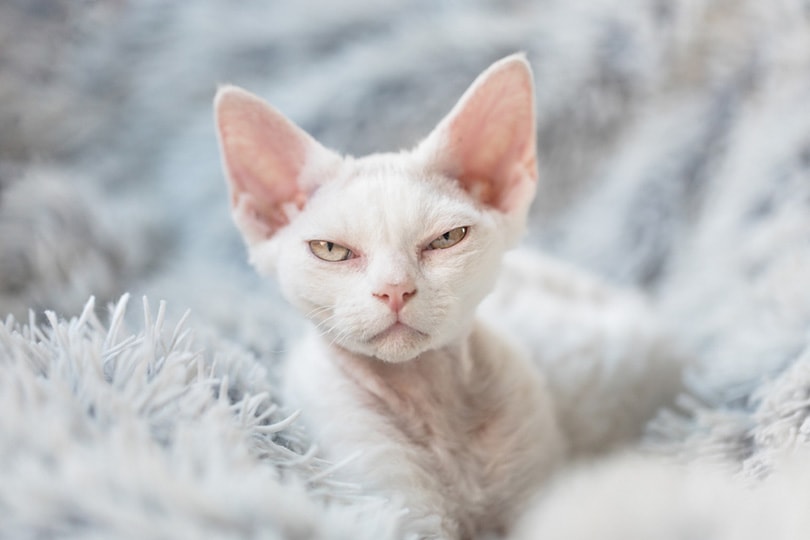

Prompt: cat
[{"left": 214, "top": 54, "right": 566, "bottom": 539}]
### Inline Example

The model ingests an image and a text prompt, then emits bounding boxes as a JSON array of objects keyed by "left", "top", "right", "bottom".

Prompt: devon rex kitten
[{"left": 214, "top": 54, "right": 568, "bottom": 539}]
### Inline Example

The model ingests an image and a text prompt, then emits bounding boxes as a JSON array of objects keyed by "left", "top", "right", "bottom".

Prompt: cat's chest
[
  {"left": 285, "top": 324, "right": 564, "bottom": 536},
  {"left": 332, "top": 332, "right": 548, "bottom": 486}
]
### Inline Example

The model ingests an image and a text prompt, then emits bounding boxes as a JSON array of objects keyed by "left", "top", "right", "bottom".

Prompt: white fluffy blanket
[{"left": 2, "top": 1, "right": 810, "bottom": 538}]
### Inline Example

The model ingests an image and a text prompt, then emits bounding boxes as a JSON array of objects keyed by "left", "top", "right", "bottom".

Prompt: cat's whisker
[
  {"left": 305, "top": 305, "right": 333, "bottom": 320},
  {"left": 312, "top": 315, "right": 355, "bottom": 348},
  {"left": 307, "top": 307, "right": 344, "bottom": 340},
  {"left": 329, "top": 327, "right": 355, "bottom": 348},
  {"left": 331, "top": 328, "right": 350, "bottom": 346},
  {"left": 314, "top": 313, "right": 341, "bottom": 336},
  {"left": 320, "top": 327, "right": 341, "bottom": 343},
  {"left": 314, "top": 325, "right": 335, "bottom": 340}
]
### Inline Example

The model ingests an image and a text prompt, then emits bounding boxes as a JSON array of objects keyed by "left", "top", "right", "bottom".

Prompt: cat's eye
[
  {"left": 427, "top": 226, "right": 468, "bottom": 250},
  {"left": 309, "top": 240, "right": 353, "bottom": 262}
]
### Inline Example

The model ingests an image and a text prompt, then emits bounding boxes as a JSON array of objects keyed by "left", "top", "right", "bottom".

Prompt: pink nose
[{"left": 373, "top": 283, "right": 417, "bottom": 312}]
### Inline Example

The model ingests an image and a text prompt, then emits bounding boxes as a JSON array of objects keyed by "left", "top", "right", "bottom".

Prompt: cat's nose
[{"left": 373, "top": 283, "right": 417, "bottom": 313}]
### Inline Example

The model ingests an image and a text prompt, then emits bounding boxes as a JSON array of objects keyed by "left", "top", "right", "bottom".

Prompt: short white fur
[{"left": 215, "top": 54, "right": 566, "bottom": 539}]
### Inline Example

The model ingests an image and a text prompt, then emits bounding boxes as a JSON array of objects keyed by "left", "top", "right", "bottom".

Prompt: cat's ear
[
  {"left": 416, "top": 54, "right": 537, "bottom": 216},
  {"left": 214, "top": 86, "right": 342, "bottom": 243}
]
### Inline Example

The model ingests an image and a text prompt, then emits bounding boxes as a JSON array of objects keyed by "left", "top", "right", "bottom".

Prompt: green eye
[
  {"left": 427, "top": 226, "right": 468, "bottom": 250},
  {"left": 309, "top": 240, "right": 353, "bottom": 261}
]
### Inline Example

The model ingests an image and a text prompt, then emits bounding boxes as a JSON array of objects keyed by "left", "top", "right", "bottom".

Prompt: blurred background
[{"left": 1, "top": 0, "right": 809, "bottom": 403}]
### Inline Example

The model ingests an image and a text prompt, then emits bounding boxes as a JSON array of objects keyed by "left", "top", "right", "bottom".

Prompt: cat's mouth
[
  {"left": 349, "top": 318, "right": 433, "bottom": 362},
  {"left": 369, "top": 321, "right": 428, "bottom": 343}
]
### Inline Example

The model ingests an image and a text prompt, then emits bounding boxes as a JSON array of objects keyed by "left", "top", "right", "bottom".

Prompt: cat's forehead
[{"left": 298, "top": 153, "right": 481, "bottom": 246}]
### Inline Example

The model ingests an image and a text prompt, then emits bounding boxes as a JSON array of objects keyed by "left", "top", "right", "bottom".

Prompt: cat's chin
[{"left": 341, "top": 322, "right": 432, "bottom": 363}]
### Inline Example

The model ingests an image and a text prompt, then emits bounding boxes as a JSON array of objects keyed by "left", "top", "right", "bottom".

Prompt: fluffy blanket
[{"left": 2, "top": 1, "right": 810, "bottom": 538}]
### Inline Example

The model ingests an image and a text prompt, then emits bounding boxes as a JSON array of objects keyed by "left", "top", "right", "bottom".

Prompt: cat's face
[
  {"left": 215, "top": 54, "right": 538, "bottom": 362},
  {"left": 267, "top": 155, "right": 507, "bottom": 361}
]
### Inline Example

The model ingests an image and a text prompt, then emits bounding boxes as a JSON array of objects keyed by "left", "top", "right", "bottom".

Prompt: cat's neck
[
  {"left": 315, "top": 320, "right": 516, "bottom": 449},
  {"left": 322, "top": 325, "right": 479, "bottom": 407}
]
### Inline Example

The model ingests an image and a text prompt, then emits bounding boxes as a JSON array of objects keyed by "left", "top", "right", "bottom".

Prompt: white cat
[
  {"left": 214, "top": 54, "right": 564, "bottom": 538},
  {"left": 213, "top": 55, "right": 677, "bottom": 539}
]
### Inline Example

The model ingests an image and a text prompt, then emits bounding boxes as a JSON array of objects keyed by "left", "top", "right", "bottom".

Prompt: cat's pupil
[
  {"left": 327, "top": 242, "right": 334, "bottom": 251},
  {"left": 443, "top": 232, "right": 450, "bottom": 240}
]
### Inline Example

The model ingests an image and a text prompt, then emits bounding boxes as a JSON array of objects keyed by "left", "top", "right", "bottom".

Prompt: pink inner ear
[
  {"left": 215, "top": 87, "right": 326, "bottom": 239},
  {"left": 426, "top": 56, "right": 538, "bottom": 214}
]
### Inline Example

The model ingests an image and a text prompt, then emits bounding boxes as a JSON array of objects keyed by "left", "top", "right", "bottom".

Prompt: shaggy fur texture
[{"left": 0, "top": 296, "right": 400, "bottom": 539}]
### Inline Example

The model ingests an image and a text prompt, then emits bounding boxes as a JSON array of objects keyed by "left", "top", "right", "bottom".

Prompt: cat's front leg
[
  {"left": 318, "top": 422, "right": 459, "bottom": 539},
  {"left": 284, "top": 341, "right": 458, "bottom": 538}
]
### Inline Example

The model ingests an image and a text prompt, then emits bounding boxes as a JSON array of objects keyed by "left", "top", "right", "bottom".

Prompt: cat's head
[{"left": 214, "top": 54, "right": 537, "bottom": 362}]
